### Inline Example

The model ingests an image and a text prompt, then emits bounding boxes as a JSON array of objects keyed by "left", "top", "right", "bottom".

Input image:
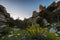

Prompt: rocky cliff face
[
  {"left": 27, "top": 1, "right": 60, "bottom": 27},
  {"left": 0, "top": 5, "right": 12, "bottom": 35},
  {"left": 0, "top": 1, "right": 60, "bottom": 30}
]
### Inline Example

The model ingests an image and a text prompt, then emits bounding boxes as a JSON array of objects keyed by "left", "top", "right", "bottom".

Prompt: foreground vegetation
[{"left": 0, "top": 24, "right": 60, "bottom": 40}]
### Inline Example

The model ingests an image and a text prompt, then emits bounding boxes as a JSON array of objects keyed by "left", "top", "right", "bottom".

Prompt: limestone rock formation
[
  {"left": 39, "top": 5, "right": 45, "bottom": 12},
  {"left": 0, "top": 5, "right": 12, "bottom": 36},
  {"left": 28, "top": 1, "right": 60, "bottom": 27}
]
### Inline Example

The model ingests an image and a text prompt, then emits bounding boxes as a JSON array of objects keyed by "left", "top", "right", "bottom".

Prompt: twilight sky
[{"left": 0, "top": 0, "right": 56, "bottom": 20}]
